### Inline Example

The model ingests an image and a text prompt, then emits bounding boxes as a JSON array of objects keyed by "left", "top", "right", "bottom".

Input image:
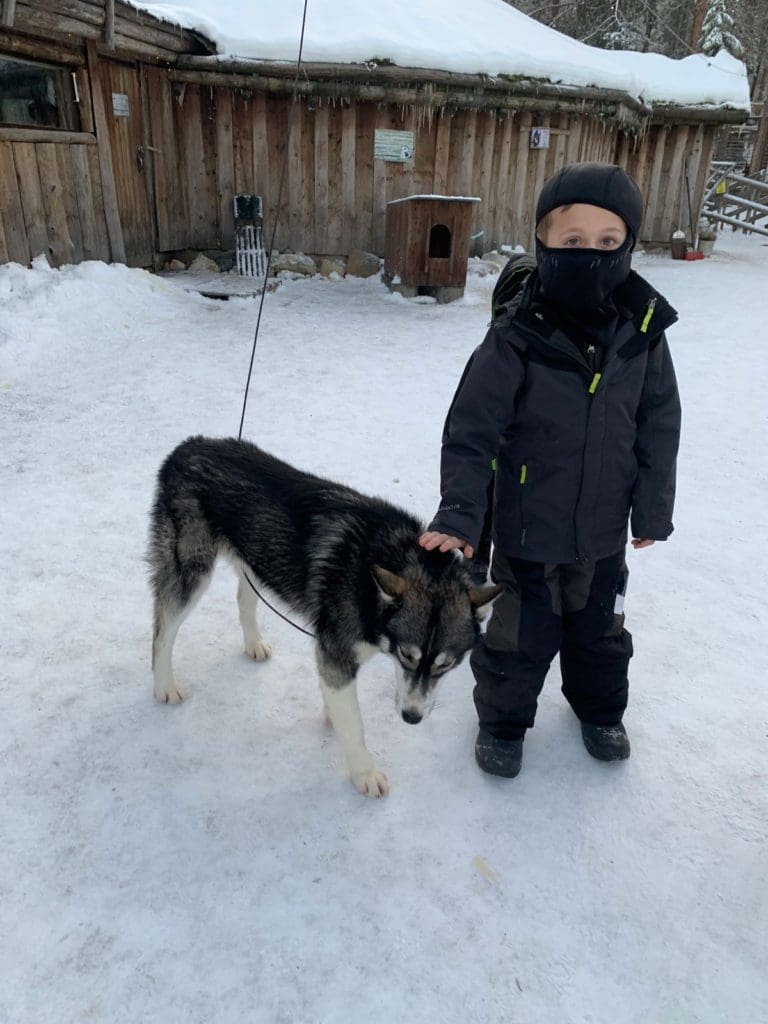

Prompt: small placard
[
  {"left": 374, "top": 129, "right": 415, "bottom": 162},
  {"left": 530, "top": 127, "right": 550, "bottom": 150},
  {"left": 112, "top": 92, "right": 130, "bottom": 117}
]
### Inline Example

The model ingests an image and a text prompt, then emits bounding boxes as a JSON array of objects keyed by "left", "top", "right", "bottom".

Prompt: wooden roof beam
[{"left": 167, "top": 67, "right": 651, "bottom": 131}]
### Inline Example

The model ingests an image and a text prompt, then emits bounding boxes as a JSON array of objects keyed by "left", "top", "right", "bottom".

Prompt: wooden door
[{"left": 93, "top": 57, "right": 154, "bottom": 266}]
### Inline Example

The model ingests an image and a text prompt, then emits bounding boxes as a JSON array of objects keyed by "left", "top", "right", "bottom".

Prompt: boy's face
[{"left": 539, "top": 203, "right": 628, "bottom": 250}]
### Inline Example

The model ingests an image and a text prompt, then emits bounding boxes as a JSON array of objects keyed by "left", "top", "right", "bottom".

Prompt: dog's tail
[{"left": 148, "top": 456, "right": 218, "bottom": 611}]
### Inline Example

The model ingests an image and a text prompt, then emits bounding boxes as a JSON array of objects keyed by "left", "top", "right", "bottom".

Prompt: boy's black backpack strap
[{"left": 491, "top": 253, "right": 537, "bottom": 320}]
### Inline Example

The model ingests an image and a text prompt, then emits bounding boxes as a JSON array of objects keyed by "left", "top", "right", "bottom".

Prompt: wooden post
[
  {"left": 104, "top": 0, "right": 115, "bottom": 50},
  {"left": 749, "top": 64, "right": 768, "bottom": 176},
  {"left": 86, "top": 40, "right": 126, "bottom": 263},
  {"left": 139, "top": 65, "right": 161, "bottom": 268},
  {"left": 1, "top": 0, "right": 17, "bottom": 28}
]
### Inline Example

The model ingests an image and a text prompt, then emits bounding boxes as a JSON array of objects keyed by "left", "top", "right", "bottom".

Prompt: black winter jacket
[{"left": 428, "top": 269, "right": 681, "bottom": 563}]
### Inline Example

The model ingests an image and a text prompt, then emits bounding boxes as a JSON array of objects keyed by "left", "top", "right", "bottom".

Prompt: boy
[{"left": 420, "top": 162, "right": 681, "bottom": 778}]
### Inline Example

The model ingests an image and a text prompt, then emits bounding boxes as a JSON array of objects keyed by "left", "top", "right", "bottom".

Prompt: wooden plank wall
[
  {"left": 0, "top": 138, "right": 110, "bottom": 265},
  {"left": 619, "top": 123, "right": 719, "bottom": 242},
  {"left": 149, "top": 81, "right": 713, "bottom": 259}
]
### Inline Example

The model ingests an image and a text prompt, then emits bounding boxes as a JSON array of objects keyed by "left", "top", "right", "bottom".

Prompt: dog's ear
[
  {"left": 373, "top": 565, "right": 408, "bottom": 603},
  {"left": 468, "top": 582, "right": 504, "bottom": 620}
]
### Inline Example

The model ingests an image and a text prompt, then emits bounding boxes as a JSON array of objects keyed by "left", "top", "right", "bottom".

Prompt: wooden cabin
[{"left": 0, "top": 0, "right": 749, "bottom": 270}]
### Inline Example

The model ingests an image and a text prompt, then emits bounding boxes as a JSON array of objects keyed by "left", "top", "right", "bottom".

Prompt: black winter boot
[
  {"left": 475, "top": 728, "right": 523, "bottom": 778},
  {"left": 581, "top": 722, "right": 630, "bottom": 761}
]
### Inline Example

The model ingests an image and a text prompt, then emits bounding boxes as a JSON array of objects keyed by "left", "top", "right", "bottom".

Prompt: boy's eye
[{"left": 563, "top": 237, "right": 581, "bottom": 247}]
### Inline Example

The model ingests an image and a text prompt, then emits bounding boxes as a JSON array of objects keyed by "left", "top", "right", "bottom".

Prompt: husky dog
[{"left": 148, "top": 437, "right": 500, "bottom": 797}]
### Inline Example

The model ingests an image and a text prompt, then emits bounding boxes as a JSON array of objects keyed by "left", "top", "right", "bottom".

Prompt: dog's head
[{"left": 373, "top": 553, "right": 501, "bottom": 724}]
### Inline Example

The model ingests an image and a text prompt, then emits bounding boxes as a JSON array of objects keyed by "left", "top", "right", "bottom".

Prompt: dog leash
[
  {"left": 242, "top": 568, "right": 316, "bottom": 639},
  {"left": 237, "top": 0, "right": 309, "bottom": 441},
  {"left": 236, "top": 0, "right": 313, "bottom": 640}
]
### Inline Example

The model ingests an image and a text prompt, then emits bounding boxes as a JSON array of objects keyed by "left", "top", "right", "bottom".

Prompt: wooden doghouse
[{"left": 383, "top": 195, "right": 480, "bottom": 302}]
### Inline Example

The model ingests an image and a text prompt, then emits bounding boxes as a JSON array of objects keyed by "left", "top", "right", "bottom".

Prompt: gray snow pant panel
[
  {"left": 470, "top": 549, "right": 632, "bottom": 740},
  {"left": 559, "top": 553, "right": 633, "bottom": 726},
  {"left": 471, "top": 554, "right": 563, "bottom": 741}
]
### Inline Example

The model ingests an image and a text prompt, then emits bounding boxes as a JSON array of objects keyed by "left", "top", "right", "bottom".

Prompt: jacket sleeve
[
  {"left": 427, "top": 322, "right": 525, "bottom": 549},
  {"left": 630, "top": 333, "right": 681, "bottom": 540}
]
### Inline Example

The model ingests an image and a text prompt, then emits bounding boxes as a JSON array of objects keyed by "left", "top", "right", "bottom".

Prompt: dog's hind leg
[
  {"left": 235, "top": 565, "right": 272, "bottom": 662},
  {"left": 149, "top": 514, "right": 215, "bottom": 704},
  {"left": 152, "top": 599, "right": 194, "bottom": 704},
  {"left": 316, "top": 646, "right": 389, "bottom": 798}
]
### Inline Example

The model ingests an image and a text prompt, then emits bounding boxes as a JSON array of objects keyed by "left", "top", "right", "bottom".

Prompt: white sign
[
  {"left": 374, "top": 129, "right": 415, "bottom": 162},
  {"left": 530, "top": 127, "right": 550, "bottom": 150},
  {"left": 112, "top": 93, "right": 130, "bottom": 117}
]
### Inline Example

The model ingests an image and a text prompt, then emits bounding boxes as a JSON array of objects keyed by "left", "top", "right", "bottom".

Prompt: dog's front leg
[{"left": 316, "top": 649, "right": 388, "bottom": 798}]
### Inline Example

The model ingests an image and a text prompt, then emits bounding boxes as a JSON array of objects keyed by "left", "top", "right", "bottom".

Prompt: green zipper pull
[
  {"left": 589, "top": 373, "right": 602, "bottom": 394},
  {"left": 640, "top": 297, "right": 657, "bottom": 334},
  {"left": 520, "top": 464, "right": 527, "bottom": 484}
]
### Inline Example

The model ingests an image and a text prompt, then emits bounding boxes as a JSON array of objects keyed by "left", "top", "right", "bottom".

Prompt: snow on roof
[{"left": 128, "top": 0, "right": 750, "bottom": 112}]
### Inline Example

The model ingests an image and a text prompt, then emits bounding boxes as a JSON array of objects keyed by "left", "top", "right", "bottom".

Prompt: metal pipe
[{"left": 703, "top": 211, "right": 768, "bottom": 236}]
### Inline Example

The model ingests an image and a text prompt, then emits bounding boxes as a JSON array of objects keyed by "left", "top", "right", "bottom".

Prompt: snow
[
  {"left": 1, "top": 235, "right": 767, "bottom": 1023},
  {"left": 127, "top": 0, "right": 750, "bottom": 111},
  {"left": 388, "top": 195, "right": 481, "bottom": 204}
]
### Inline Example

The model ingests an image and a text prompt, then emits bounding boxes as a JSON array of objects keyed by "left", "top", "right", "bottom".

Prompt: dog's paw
[
  {"left": 351, "top": 766, "right": 389, "bottom": 798},
  {"left": 154, "top": 680, "right": 186, "bottom": 704},
  {"left": 245, "top": 638, "right": 272, "bottom": 661}
]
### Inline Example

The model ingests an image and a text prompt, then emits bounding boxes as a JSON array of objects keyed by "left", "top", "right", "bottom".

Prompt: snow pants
[{"left": 470, "top": 549, "right": 633, "bottom": 740}]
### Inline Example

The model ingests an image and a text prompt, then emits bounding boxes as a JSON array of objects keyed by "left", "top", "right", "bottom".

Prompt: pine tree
[{"left": 698, "top": 0, "right": 744, "bottom": 58}]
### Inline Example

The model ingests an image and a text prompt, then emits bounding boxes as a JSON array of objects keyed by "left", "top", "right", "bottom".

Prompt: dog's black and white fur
[{"left": 148, "top": 437, "right": 500, "bottom": 796}]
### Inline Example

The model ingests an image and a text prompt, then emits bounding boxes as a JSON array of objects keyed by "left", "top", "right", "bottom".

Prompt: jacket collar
[{"left": 514, "top": 267, "right": 677, "bottom": 344}]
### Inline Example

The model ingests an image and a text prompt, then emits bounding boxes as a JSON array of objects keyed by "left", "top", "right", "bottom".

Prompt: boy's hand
[
  {"left": 631, "top": 538, "right": 655, "bottom": 549},
  {"left": 419, "top": 532, "right": 474, "bottom": 559}
]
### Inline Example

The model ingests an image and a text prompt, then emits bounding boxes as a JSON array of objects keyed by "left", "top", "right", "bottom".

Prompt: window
[{"left": 0, "top": 55, "right": 78, "bottom": 130}]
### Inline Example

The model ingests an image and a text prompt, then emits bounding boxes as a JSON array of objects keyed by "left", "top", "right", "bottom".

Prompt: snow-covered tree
[{"left": 698, "top": 0, "right": 745, "bottom": 58}]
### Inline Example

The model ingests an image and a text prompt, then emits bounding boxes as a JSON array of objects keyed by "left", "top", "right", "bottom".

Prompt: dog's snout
[{"left": 401, "top": 709, "right": 423, "bottom": 725}]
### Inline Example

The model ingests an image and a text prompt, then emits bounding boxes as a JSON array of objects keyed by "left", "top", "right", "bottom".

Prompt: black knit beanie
[{"left": 535, "top": 162, "right": 644, "bottom": 242}]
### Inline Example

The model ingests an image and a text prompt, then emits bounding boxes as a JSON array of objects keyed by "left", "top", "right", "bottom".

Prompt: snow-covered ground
[{"left": 1, "top": 233, "right": 766, "bottom": 1023}]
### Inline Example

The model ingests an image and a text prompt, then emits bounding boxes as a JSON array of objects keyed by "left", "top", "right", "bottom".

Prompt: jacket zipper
[
  {"left": 573, "top": 356, "right": 600, "bottom": 562},
  {"left": 640, "top": 297, "right": 657, "bottom": 334}
]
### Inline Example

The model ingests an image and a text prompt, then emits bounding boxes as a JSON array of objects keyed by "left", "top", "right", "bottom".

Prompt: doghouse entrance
[{"left": 428, "top": 223, "right": 452, "bottom": 259}]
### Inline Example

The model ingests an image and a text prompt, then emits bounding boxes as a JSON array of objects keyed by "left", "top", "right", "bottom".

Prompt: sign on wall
[
  {"left": 112, "top": 93, "right": 130, "bottom": 117},
  {"left": 374, "top": 129, "right": 415, "bottom": 162},
  {"left": 530, "top": 127, "right": 550, "bottom": 149}
]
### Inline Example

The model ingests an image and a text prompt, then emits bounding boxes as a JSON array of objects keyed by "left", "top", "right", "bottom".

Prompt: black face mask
[{"left": 535, "top": 235, "right": 633, "bottom": 313}]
